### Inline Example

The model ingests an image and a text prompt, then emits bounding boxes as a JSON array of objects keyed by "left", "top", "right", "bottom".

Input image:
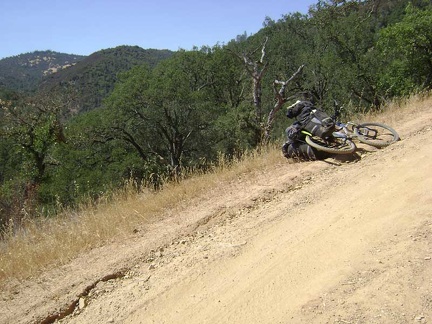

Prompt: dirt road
[{"left": 1, "top": 100, "right": 432, "bottom": 324}]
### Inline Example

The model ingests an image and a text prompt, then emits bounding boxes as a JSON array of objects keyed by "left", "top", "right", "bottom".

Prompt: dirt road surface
[{"left": 1, "top": 100, "right": 432, "bottom": 324}]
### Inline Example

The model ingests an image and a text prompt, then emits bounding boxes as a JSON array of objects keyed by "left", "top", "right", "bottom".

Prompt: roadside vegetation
[{"left": 0, "top": 143, "right": 283, "bottom": 284}]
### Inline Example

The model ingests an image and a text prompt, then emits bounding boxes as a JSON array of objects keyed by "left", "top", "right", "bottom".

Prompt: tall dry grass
[
  {"left": 0, "top": 144, "right": 283, "bottom": 286},
  {"left": 356, "top": 91, "right": 432, "bottom": 125}
]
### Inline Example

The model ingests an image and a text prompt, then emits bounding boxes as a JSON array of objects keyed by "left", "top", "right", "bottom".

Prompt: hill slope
[
  {"left": 1, "top": 98, "right": 431, "bottom": 324},
  {"left": 0, "top": 46, "right": 174, "bottom": 113},
  {"left": 39, "top": 46, "right": 174, "bottom": 114},
  {"left": 0, "top": 50, "right": 85, "bottom": 92}
]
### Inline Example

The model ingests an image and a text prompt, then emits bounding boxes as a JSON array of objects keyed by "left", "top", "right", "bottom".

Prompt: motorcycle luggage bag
[{"left": 300, "top": 108, "right": 335, "bottom": 138}]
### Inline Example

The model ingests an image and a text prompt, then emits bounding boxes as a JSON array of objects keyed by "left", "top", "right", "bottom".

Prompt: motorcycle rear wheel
[{"left": 305, "top": 135, "right": 356, "bottom": 154}]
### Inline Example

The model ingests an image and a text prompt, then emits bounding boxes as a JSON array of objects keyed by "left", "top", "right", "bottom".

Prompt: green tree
[
  {"left": 377, "top": 4, "right": 432, "bottom": 96},
  {"left": 104, "top": 50, "right": 222, "bottom": 179},
  {"left": 1, "top": 95, "right": 68, "bottom": 186},
  {"left": 0, "top": 92, "right": 71, "bottom": 226},
  {"left": 308, "top": 0, "right": 385, "bottom": 109},
  {"left": 37, "top": 108, "right": 140, "bottom": 207}
]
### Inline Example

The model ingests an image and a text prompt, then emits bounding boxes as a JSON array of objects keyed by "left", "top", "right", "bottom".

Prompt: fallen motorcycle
[{"left": 302, "top": 101, "right": 399, "bottom": 155}]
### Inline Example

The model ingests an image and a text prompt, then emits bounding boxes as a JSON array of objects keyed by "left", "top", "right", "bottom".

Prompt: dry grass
[
  {"left": 358, "top": 91, "right": 432, "bottom": 125},
  {"left": 0, "top": 93, "right": 430, "bottom": 286},
  {"left": 0, "top": 144, "right": 282, "bottom": 285}
]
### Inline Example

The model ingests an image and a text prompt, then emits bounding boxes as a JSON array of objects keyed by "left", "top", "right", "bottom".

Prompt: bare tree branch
[{"left": 262, "top": 64, "right": 305, "bottom": 144}]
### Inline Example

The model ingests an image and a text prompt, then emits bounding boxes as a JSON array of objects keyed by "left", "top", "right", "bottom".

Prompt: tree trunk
[
  {"left": 262, "top": 65, "right": 305, "bottom": 144},
  {"left": 231, "top": 37, "right": 269, "bottom": 145}
]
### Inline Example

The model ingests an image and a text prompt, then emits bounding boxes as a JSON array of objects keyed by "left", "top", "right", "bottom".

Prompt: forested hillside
[
  {"left": 0, "top": 51, "right": 86, "bottom": 92},
  {"left": 39, "top": 46, "right": 174, "bottom": 113},
  {"left": 0, "top": 46, "right": 174, "bottom": 113},
  {"left": 1, "top": 0, "right": 431, "bottom": 231}
]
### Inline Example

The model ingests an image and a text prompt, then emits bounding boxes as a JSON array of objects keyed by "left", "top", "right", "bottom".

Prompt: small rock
[
  {"left": 425, "top": 256, "right": 431, "bottom": 260},
  {"left": 78, "top": 297, "right": 86, "bottom": 310}
]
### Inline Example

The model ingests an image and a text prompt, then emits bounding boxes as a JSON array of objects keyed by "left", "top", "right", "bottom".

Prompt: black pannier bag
[
  {"left": 298, "top": 107, "right": 335, "bottom": 138},
  {"left": 285, "top": 142, "right": 317, "bottom": 160},
  {"left": 286, "top": 100, "right": 335, "bottom": 138}
]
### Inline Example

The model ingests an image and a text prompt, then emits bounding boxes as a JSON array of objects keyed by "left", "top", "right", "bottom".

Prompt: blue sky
[{"left": 0, "top": 0, "right": 316, "bottom": 60}]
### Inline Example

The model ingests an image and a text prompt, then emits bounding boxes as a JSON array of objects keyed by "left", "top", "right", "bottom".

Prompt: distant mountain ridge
[
  {"left": 0, "top": 46, "right": 175, "bottom": 113},
  {"left": 39, "top": 46, "right": 174, "bottom": 113},
  {"left": 0, "top": 50, "right": 85, "bottom": 92}
]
